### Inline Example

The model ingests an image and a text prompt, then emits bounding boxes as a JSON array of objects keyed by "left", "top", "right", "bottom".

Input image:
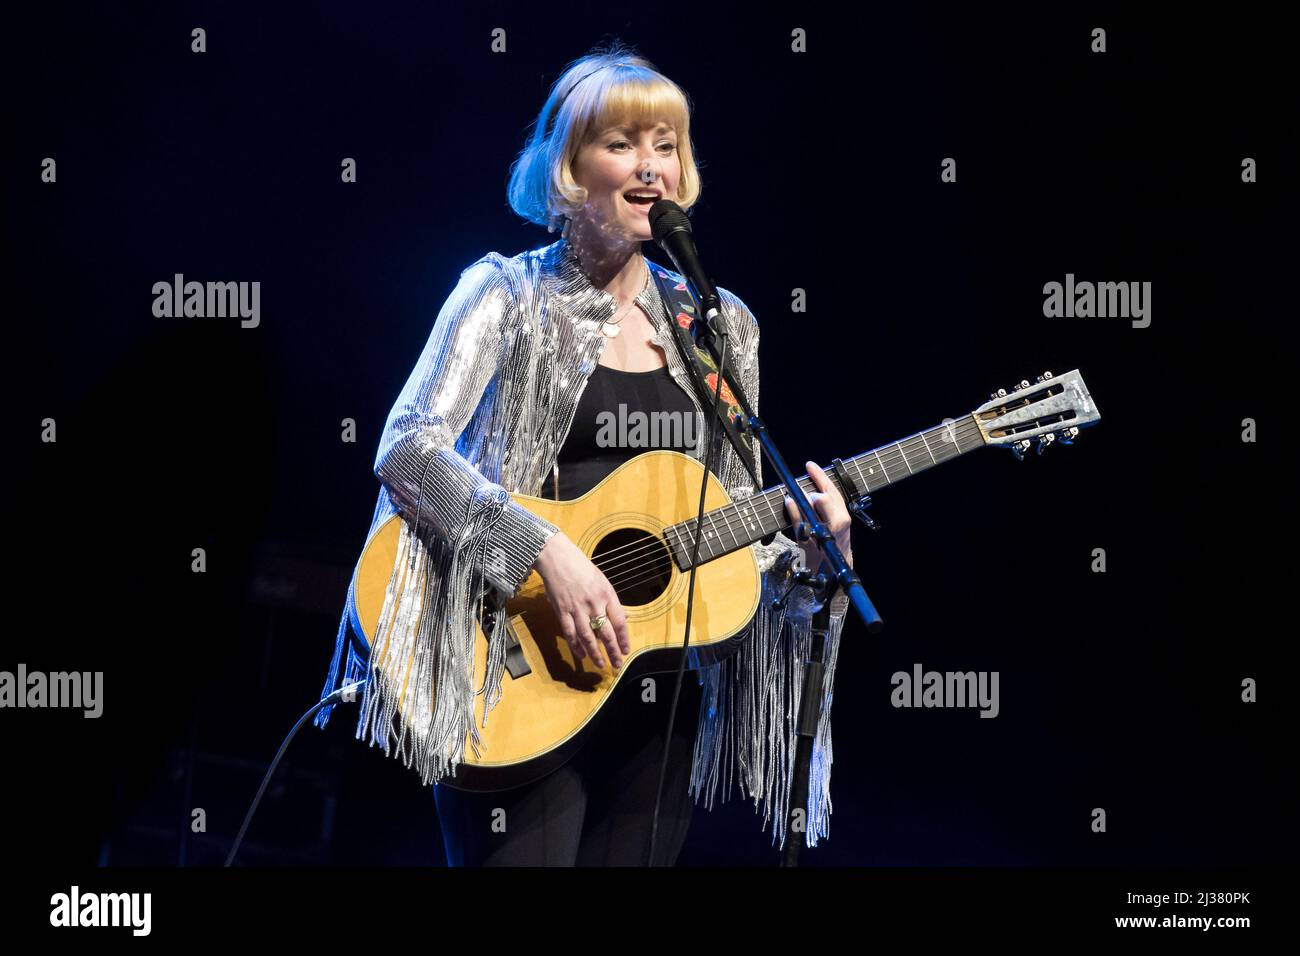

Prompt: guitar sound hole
[{"left": 591, "top": 529, "right": 673, "bottom": 607}]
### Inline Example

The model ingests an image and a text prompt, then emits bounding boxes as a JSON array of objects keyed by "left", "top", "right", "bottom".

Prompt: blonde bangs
[{"left": 571, "top": 75, "right": 692, "bottom": 151}]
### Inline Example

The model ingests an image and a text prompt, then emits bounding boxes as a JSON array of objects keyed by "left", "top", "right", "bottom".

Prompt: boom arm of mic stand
[{"left": 690, "top": 324, "right": 882, "bottom": 634}]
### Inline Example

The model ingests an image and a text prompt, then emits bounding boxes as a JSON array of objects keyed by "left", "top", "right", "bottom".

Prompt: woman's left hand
[{"left": 784, "top": 461, "right": 853, "bottom": 574}]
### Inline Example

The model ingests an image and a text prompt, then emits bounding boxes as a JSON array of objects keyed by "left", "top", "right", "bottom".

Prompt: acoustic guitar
[{"left": 351, "top": 369, "right": 1100, "bottom": 789}]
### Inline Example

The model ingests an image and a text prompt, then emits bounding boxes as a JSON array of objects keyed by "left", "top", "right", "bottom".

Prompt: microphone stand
[
  {"left": 689, "top": 311, "right": 884, "bottom": 865},
  {"left": 775, "top": 568, "right": 837, "bottom": 867}
]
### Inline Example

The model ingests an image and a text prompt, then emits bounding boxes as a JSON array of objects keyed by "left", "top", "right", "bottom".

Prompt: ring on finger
[{"left": 589, "top": 613, "right": 607, "bottom": 632}]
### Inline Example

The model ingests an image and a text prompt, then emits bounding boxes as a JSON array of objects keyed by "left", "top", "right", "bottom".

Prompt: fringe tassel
[
  {"left": 689, "top": 565, "right": 846, "bottom": 850},
  {"left": 351, "top": 484, "right": 516, "bottom": 785}
]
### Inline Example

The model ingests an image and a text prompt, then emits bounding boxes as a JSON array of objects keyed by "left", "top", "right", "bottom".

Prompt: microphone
[{"left": 648, "top": 200, "right": 725, "bottom": 339}]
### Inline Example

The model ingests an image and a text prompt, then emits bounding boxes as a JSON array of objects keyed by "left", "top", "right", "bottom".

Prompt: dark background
[{"left": 5, "top": 2, "right": 1285, "bottom": 869}]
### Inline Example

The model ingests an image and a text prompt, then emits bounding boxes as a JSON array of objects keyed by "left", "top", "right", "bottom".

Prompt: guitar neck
[{"left": 666, "top": 412, "right": 988, "bottom": 570}]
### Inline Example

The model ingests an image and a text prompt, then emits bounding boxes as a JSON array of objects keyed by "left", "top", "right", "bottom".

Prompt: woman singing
[{"left": 314, "top": 41, "right": 852, "bottom": 866}]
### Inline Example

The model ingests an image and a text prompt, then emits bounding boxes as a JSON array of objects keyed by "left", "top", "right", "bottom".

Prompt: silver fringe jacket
[{"left": 315, "top": 236, "right": 850, "bottom": 848}]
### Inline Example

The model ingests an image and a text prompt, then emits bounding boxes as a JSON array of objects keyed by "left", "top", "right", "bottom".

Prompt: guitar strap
[{"left": 649, "top": 264, "right": 761, "bottom": 488}]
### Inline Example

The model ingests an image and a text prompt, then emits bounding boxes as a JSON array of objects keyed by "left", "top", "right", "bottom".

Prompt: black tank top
[{"left": 554, "top": 363, "right": 699, "bottom": 500}]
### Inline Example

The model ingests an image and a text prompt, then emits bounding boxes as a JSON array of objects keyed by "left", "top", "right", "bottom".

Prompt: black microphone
[{"left": 648, "top": 200, "right": 725, "bottom": 338}]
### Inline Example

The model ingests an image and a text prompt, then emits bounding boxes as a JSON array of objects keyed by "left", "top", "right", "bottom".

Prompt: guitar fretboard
[{"left": 664, "top": 413, "right": 986, "bottom": 569}]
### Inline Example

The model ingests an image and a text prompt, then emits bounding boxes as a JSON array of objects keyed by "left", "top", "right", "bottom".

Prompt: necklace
[
  {"left": 601, "top": 299, "right": 638, "bottom": 338},
  {"left": 568, "top": 235, "right": 648, "bottom": 338}
]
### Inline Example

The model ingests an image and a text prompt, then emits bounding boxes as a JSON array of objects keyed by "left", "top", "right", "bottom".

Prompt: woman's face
[{"left": 570, "top": 120, "right": 681, "bottom": 243}]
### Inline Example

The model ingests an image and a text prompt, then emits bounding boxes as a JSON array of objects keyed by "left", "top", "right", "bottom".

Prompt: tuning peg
[
  {"left": 989, "top": 387, "right": 1008, "bottom": 401},
  {"left": 1035, "top": 370, "right": 1054, "bottom": 383},
  {"left": 1035, "top": 433, "right": 1056, "bottom": 455},
  {"left": 1010, "top": 438, "right": 1032, "bottom": 461},
  {"left": 1057, "top": 425, "right": 1080, "bottom": 445}
]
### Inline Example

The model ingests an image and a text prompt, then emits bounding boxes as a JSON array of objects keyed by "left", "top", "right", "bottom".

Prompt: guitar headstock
[{"left": 973, "top": 369, "right": 1100, "bottom": 459}]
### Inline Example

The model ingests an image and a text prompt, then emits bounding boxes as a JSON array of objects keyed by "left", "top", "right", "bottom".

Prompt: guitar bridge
[
  {"left": 480, "top": 598, "right": 532, "bottom": 680},
  {"left": 502, "top": 613, "right": 532, "bottom": 680}
]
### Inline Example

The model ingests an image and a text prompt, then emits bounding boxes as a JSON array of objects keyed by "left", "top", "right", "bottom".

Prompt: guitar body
[{"left": 352, "top": 451, "right": 762, "bottom": 791}]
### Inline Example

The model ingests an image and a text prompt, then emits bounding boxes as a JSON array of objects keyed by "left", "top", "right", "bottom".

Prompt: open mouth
[{"left": 623, "top": 193, "right": 658, "bottom": 206}]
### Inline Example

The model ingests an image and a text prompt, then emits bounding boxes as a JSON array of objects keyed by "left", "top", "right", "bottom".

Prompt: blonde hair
[{"left": 507, "top": 41, "right": 702, "bottom": 231}]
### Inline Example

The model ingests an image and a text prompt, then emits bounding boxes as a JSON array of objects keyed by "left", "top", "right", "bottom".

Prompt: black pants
[{"left": 434, "top": 672, "right": 702, "bottom": 866}]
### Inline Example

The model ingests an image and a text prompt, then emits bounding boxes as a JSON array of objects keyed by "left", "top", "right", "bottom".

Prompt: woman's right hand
[{"left": 533, "top": 532, "right": 629, "bottom": 669}]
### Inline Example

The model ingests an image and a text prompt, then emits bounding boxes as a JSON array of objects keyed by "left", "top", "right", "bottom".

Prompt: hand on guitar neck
[
  {"left": 784, "top": 461, "right": 854, "bottom": 578},
  {"left": 533, "top": 532, "right": 631, "bottom": 670}
]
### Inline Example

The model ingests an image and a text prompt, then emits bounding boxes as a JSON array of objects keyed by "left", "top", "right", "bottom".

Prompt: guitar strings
[
  {"left": 560, "top": 417, "right": 986, "bottom": 593},
  {"left": 584, "top": 417, "right": 984, "bottom": 586}
]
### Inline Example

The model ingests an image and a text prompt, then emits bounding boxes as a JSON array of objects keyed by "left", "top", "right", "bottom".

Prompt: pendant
[{"left": 601, "top": 322, "right": 622, "bottom": 338}]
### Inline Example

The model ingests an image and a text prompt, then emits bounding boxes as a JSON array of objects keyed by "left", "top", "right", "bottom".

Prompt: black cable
[
  {"left": 223, "top": 680, "right": 367, "bottom": 867},
  {"left": 646, "top": 328, "right": 729, "bottom": 867}
]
